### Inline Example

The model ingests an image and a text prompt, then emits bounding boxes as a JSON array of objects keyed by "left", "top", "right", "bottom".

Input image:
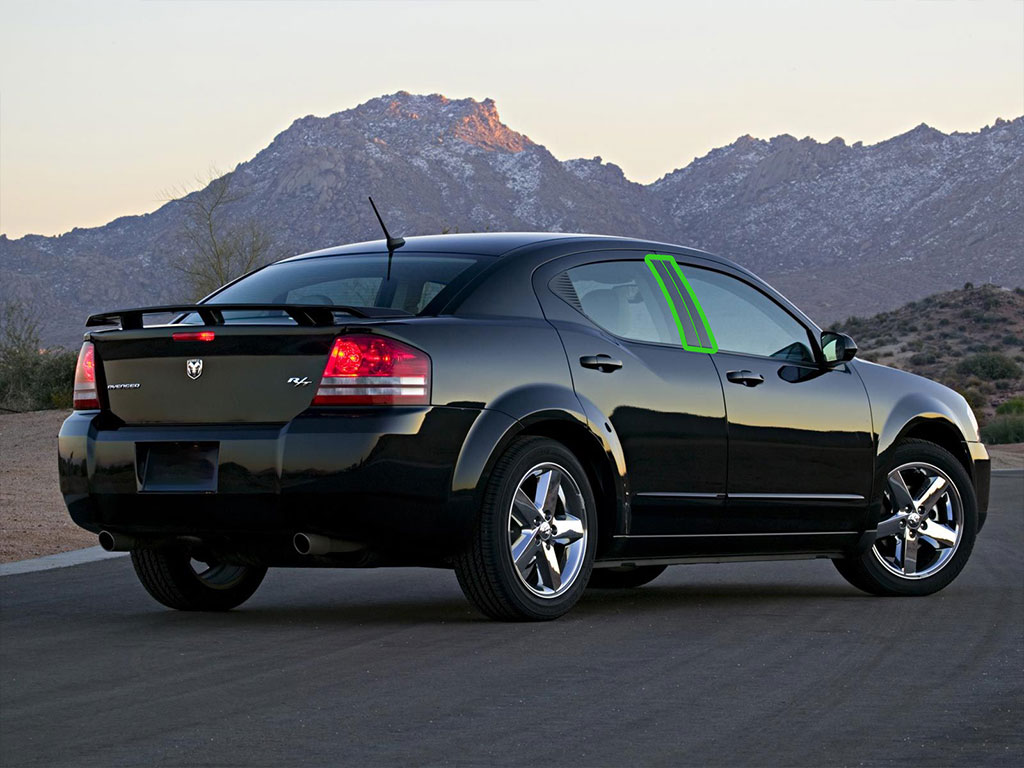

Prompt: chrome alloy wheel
[
  {"left": 872, "top": 461, "right": 964, "bottom": 580},
  {"left": 189, "top": 558, "right": 248, "bottom": 589},
  {"left": 507, "top": 462, "right": 588, "bottom": 598}
]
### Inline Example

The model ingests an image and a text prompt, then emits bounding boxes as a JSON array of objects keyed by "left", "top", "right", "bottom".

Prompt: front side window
[
  {"left": 683, "top": 267, "right": 815, "bottom": 363},
  {"left": 564, "top": 261, "right": 678, "bottom": 345}
]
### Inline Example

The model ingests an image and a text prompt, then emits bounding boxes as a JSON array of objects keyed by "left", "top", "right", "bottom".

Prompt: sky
[{"left": 1, "top": 0, "right": 1022, "bottom": 239}]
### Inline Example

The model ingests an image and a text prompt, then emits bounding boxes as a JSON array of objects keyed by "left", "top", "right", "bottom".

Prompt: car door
[
  {"left": 533, "top": 252, "right": 728, "bottom": 536},
  {"left": 680, "top": 263, "right": 875, "bottom": 533}
]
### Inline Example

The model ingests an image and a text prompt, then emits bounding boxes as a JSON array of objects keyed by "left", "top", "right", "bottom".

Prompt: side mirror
[{"left": 821, "top": 331, "right": 857, "bottom": 365}]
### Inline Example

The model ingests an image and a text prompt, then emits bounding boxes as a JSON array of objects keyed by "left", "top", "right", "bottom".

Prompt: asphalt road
[{"left": 2, "top": 473, "right": 1021, "bottom": 768}]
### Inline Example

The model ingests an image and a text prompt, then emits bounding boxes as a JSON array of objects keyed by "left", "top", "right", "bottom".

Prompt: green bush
[
  {"left": 960, "top": 388, "right": 987, "bottom": 410},
  {"left": 0, "top": 300, "right": 77, "bottom": 412},
  {"left": 996, "top": 398, "right": 1024, "bottom": 415},
  {"left": 980, "top": 415, "right": 1024, "bottom": 445},
  {"left": 0, "top": 348, "right": 77, "bottom": 411},
  {"left": 955, "top": 353, "right": 1022, "bottom": 381}
]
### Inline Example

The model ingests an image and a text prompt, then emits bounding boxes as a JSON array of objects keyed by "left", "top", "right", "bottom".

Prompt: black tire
[
  {"left": 453, "top": 436, "right": 598, "bottom": 621},
  {"left": 587, "top": 564, "right": 667, "bottom": 589},
  {"left": 833, "top": 439, "right": 977, "bottom": 597},
  {"left": 130, "top": 545, "right": 267, "bottom": 611}
]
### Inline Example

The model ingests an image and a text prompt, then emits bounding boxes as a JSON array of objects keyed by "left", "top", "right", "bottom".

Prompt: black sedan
[{"left": 58, "top": 233, "right": 990, "bottom": 620}]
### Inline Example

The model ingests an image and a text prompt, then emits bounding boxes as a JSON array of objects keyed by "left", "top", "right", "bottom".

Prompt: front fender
[{"left": 855, "top": 361, "right": 977, "bottom": 459}]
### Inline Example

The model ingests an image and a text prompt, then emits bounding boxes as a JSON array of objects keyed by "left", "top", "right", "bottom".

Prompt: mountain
[
  {"left": 2, "top": 92, "right": 1022, "bottom": 347},
  {"left": 838, "top": 284, "right": 1024, "bottom": 425}
]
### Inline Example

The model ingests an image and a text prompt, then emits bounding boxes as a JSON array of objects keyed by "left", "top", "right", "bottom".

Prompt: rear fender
[{"left": 451, "top": 385, "right": 628, "bottom": 542}]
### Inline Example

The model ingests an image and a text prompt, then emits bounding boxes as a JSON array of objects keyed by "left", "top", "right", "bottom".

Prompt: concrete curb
[{"left": 0, "top": 546, "right": 128, "bottom": 577}]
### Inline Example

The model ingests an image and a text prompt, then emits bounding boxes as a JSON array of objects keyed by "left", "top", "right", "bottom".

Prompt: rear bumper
[{"left": 58, "top": 406, "right": 500, "bottom": 562}]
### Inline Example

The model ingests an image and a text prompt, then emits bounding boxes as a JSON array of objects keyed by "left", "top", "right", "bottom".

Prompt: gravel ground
[
  {"left": 1, "top": 409, "right": 1021, "bottom": 564},
  {"left": 0, "top": 410, "right": 94, "bottom": 563}
]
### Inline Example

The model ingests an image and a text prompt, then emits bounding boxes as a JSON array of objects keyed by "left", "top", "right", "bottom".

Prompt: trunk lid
[{"left": 94, "top": 325, "right": 347, "bottom": 424}]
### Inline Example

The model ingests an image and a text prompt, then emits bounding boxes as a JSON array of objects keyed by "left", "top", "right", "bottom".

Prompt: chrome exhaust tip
[
  {"left": 293, "top": 532, "right": 363, "bottom": 556},
  {"left": 98, "top": 530, "right": 135, "bottom": 552}
]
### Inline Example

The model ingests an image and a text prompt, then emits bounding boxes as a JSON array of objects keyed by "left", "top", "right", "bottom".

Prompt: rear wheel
[
  {"left": 834, "top": 439, "right": 977, "bottom": 596},
  {"left": 130, "top": 545, "right": 267, "bottom": 611},
  {"left": 454, "top": 437, "right": 597, "bottom": 621},
  {"left": 588, "top": 565, "right": 667, "bottom": 589}
]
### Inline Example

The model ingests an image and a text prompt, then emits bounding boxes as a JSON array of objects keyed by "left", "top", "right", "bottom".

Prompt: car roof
[{"left": 283, "top": 232, "right": 745, "bottom": 271}]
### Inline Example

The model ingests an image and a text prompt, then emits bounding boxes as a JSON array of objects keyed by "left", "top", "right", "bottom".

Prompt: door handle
[
  {"left": 726, "top": 370, "right": 765, "bottom": 387},
  {"left": 580, "top": 354, "right": 623, "bottom": 373}
]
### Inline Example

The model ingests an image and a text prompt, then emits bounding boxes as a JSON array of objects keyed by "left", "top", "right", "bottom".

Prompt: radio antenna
[{"left": 368, "top": 196, "right": 405, "bottom": 280}]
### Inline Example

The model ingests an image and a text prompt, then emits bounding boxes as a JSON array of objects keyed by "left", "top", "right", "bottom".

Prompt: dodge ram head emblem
[{"left": 186, "top": 359, "right": 203, "bottom": 380}]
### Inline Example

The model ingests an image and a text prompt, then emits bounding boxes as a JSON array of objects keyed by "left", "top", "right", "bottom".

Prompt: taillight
[
  {"left": 312, "top": 335, "right": 430, "bottom": 406},
  {"left": 73, "top": 342, "right": 100, "bottom": 410},
  {"left": 172, "top": 331, "right": 215, "bottom": 342}
]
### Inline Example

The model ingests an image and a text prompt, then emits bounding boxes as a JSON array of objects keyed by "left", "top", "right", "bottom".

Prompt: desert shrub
[
  {"left": 955, "top": 353, "right": 1022, "bottom": 380},
  {"left": 980, "top": 415, "right": 1024, "bottom": 445},
  {"left": 0, "top": 301, "right": 77, "bottom": 412},
  {"left": 996, "top": 398, "right": 1024, "bottom": 415},
  {"left": 959, "top": 388, "right": 987, "bottom": 410},
  {"left": 0, "top": 348, "right": 77, "bottom": 411}
]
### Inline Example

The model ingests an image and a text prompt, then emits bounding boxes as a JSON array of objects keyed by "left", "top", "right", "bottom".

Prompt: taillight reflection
[{"left": 312, "top": 335, "right": 430, "bottom": 406}]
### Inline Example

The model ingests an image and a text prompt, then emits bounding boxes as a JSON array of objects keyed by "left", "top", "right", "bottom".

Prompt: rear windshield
[{"left": 203, "top": 253, "right": 490, "bottom": 316}]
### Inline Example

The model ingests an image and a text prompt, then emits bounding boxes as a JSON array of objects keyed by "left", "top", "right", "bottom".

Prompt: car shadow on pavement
[{"left": 112, "top": 580, "right": 862, "bottom": 630}]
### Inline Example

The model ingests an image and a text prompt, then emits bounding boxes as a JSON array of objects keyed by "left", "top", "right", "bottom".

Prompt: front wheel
[
  {"left": 453, "top": 437, "right": 597, "bottom": 621},
  {"left": 131, "top": 545, "right": 267, "bottom": 611},
  {"left": 833, "top": 439, "right": 977, "bottom": 597}
]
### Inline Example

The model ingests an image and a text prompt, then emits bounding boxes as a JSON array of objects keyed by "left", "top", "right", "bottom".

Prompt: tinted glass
[
  {"left": 684, "top": 267, "right": 815, "bottom": 362},
  {"left": 204, "top": 253, "right": 489, "bottom": 317},
  {"left": 566, "top": 261, "right": 677, "bottom": 345}
]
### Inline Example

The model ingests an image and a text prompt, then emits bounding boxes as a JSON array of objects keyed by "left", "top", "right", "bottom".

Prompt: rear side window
[
  {"left": 206, "top": 253, "right": 490, "bottom": 316},
  {"left": 564, "top": 261, "right": 678, "bottom": 345},
  {"left": 683, "top": 267, "right": 816, "bottom": 363}
]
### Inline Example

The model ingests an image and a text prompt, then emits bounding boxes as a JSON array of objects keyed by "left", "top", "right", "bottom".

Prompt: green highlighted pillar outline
[{"left": 644, "top": 254, "right": 718, "bottom": 353}]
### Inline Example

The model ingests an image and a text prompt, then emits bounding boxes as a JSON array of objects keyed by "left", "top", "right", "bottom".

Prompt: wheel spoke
[
  {"left": 888, "top": 472, "right": 915, "bottom": 512},
  {"left": 534, "top": 469, "right": 562, "bottom": 516},
  {"left": 511, "top": 488, "right": 540, "bottom": 528},
  {"left": 536, "top": 542, "right": 562, "bottom": 591},
  {"left": 921, "top": 523, "right": 957, "bottom": 549},
  {"left": 901, "top": 534, "right": 919, "bottom": 575},
  {"left": 915, "top": 477, "right": 948, "bottom": 515},
  {"left": 552, "top": 514, "right": 585, "bottom": 545},
  {"left": 875, "top": 512, "right": 907, "bottom": 540},
  {"left": 873, "top": 461, "right": 962, "bottom": 580},
  {"left": 511, "top": 528, "right": 541, "bottom": 580}
]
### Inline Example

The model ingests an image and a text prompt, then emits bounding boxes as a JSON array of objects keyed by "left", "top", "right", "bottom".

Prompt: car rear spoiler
[{"left": 86, "top": 304, "right": 411, "bottom": 330}]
